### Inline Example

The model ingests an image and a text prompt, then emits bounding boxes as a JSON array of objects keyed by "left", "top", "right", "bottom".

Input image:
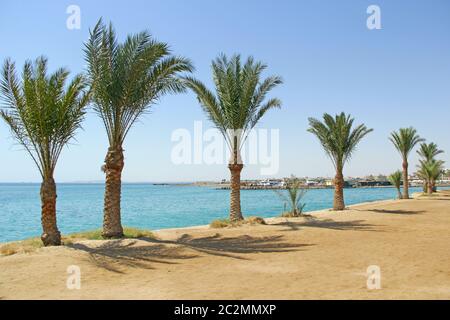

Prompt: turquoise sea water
[{"left": 0, "top": 183, "right": 433, "bottom": 242}]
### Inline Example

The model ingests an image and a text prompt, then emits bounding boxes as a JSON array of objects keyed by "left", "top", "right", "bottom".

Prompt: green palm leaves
[
  {"left": 389, "top": 127, "right": 424, "bottom": 199},
  {"left": 417, "top": 160, "right": 444, "bottom": 186},
  {"left": 274, "top": 177, "right": 307, "bottom": 217},
  {"left": 308, "top": 113, "right": 373, "bottom": 171},
  {"left": 388, "top": 171, "right": 402, "bottom": 188},
  {"left": 0, "top": 56, "right": 89, "bottom": 246},
  {"left": 183, "top": 54, "right": 282, "bottom": 160},
  {"left": 390, "top": 127, "right": 424, "bottom": 159},
  {"left": 84, "top": 19, "right": 193, "bottom": 238},
  {"left": 388, "top": 170, "right": 403, "bottom": 199},
  {"left": 417, "top": 142, "right": 445, "bottom": 194},
  {"left": 0, "top": 57, "right": 89, "bottom": 179},
  {"left": 417, "top": 142, "right": 444, "bottom": 162},
  {"left": 184, "top": 54, "right": 282, "bottom": 221},
  {"left": 84, "top": 19, "right": 194, "bottom": 147},
  {"left": 308, "top": 112, "right": 373, "bottom": 210}
]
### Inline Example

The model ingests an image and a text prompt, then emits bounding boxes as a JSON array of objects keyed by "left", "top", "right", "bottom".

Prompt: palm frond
[
  {"left": 308, "top": 112, "right": 373, "bottom": 170},
  {"left": 84, "top": 19, "right": 193, "bottom": 147},
  {"left": 389, "top": 127, "right": 424, "bottom": 159},
  {"left": 388, "top": 170, "right": 402, "bottom": 188},
  {"left": 184, "top": 54, "right": 282, "bottom": 159},
  {"left": 417, "top": 142, "right": 444, "bottom": 162},
  {"left": 0, "top": 57, "right": 89, "bottom": 179}
]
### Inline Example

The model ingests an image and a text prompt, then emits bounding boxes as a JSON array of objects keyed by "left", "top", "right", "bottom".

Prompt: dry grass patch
[
  {"left": 210, "top": 216, "right": 266, "bottom": 228},
  {"left": 0, "top": 227, "right": 155, "bottom": 256},
  {"left": 64, "top": 227, "right": 155, "bottom": 242},
  {"left": 281, "top": 211, "right": 314, "bottom": 219},
  {"left": 0, "top": 238, "right": 43, "bottom": 256}
]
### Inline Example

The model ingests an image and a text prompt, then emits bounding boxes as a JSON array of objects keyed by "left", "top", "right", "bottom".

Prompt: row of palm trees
[
  {"left": 0, "top": 19, "right": 283, "bottom": 246},
  {"left": 389, "top": 128, "right": 445, "bottom": 198},
  {"left": 417, "top": 142, "right": 445, "bottom": 194},
  {"left": 0, "top": 20, "right": 444, "bottom": 247}
]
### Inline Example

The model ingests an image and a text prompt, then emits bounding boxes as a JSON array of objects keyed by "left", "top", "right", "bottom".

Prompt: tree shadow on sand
[
  {"left": 68, "top": 241, "right": 196, "bottom": 273},
  {"left": 68, "top": 234, "right": 310, "bottom": 273},
  {"left": 364, "top": 209, "right": 425, "bottom": 215},
  {"left": 273, "top": 218, "right": 380, "bottom": 232}
]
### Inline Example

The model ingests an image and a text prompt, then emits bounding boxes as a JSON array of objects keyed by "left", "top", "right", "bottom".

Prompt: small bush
[
  {"left": 274, "top": 176, "right": 308, "bottom": 217},
  {"left": 210, "top": 219, "right": 231, "bottom": 228},
  {"left": 246, "top": 216, "right": 266, "bottom": 225}
]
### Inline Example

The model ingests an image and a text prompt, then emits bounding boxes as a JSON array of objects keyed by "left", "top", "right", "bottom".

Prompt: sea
[{"left": 0, "top": 183, "right": 434, "bottom": 242}]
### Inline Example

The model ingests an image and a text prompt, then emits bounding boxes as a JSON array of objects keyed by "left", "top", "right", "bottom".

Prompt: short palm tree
[
  {"left": 184, "top": 54, "right": 282, "bottom": 221},
  {"left": 308, "top": 113, "right": 373, "bottom": 210},
  {"left": 417, "top": 159, "right": 445, "bottom": 195},
  {"left": 388, "top": 170, "right": 403, "bottom": 199},
  {"left": 0, "top": 57, "right": 89, "bottom": 246},
  {"left": 389, "top": 127, "right": 424, "bottom": 199},
  {"left": 84, "top": 19, "right": 193, "bottom": 238},
  {"left": 417, "top": 142, "right": 444, "bottom": 192},
  {"left": 274, "top": 176, "right": 307, "bottom": 217}
]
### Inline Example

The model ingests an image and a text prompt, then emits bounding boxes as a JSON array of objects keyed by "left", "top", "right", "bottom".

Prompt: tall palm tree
[
  {"left": 308, "top": 113, "right": 373, "bottom": 210},
  {"left": 0, "top": 57, "right": 89, "bottom": 246},
  {"left": 184, "top": 54, "right": 282, "bottom": 221},
  {"left": 84, "top": 19, "right": 193, "bottom": 238},
  {"left": 417, "top": 142, "right": 444, "bottom": 192},
  {"left": 388, "top": 170, "right": 403, "bottom": 199},
  {"left": 389, "top": 127, "right": 424, "bottom": 199},
  {"left": 417, "top": 159, "right": 445, "bottom": 195}
]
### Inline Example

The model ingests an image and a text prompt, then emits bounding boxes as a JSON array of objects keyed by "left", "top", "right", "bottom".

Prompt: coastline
[
  {"left": 0, "top": 195, "right": 396, "bottom": 245},
  {"left": 0, "top": 190, "right": 439, "bottom": 245},
  {"left": 1, "top": 190, "right": 449, "bottom": 299}
]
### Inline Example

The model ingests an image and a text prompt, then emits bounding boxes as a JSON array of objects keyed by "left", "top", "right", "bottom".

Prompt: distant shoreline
[{"left": 1, "top": 181, "right": 450, "bottom": 190}]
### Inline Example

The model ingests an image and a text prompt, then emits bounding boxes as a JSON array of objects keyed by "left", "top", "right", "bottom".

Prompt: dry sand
[{"left": 1, "top": 191, "right": 449, "bottom": 300}]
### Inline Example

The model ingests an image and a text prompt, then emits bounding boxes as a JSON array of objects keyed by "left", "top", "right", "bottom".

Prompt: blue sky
[{"left": 0, "top": 0, "right": 449, "bottom": 182}]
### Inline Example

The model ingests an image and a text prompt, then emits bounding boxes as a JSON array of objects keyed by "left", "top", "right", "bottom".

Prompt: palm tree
[
  {"left": 84, "top": 19, "right": 193, "bottom": 238},
  {"left": 389, "top": 127, "right": 424, "bottom": 199},
  {"left": 274, "top": 176, "right": 307, "bottom": 217},
  {"left": 417, "top": 159, "right": 445, "bottom": 195},
  {"left": 388, "top": 170, "right": 403, "bottom": 199},
  {"left": 417, "top": 142, "right": 444, "bottom": 192},
  {"left": 0, "top": 57, "right": 89, "bottom": 246},
  {"left": 417, "top": 142, "right": 443, "bottom": 162},
  {"left": 308, "top": 113, "right": 373, "bottom": 210},
  {"left": 184, "top": 54, "right": 282, "bottom": 221}
]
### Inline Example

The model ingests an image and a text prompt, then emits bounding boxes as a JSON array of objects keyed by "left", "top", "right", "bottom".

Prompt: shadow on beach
[
  {"left": 273, "top": 218, "right": 380, "bottom": 232},
  {"left": 68, "top": 233, "right": 309, "bottom": 273},
  {"left": 68, "top": 241, "right": 195, "bottom": 273},
  {"left": 364, "top": 209, "right": 425, "bottom": 215}
]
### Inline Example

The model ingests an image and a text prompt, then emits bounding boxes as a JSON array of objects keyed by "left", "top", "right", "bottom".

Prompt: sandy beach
[{"left": 1, "top": 191, "right": 449, "bottom": 300}]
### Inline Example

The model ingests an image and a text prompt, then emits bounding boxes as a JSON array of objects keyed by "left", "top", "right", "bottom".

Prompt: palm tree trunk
[
  {"left": 427, "top": 181, "right": 433, "bottom": 195},
  {"left": 333, "top": 170, "right": 345, "bottom": 210},
  {"left": 40, "top": 177, "right": 61, "bottom": 246},
  {"left": 396, "top": 187, "right": 402, "bottom": 200},
  {"left": 228, "top": 163, "right": 244, "bottom": 221},
  {"left": 102, "top": 146, "right": 124, "bottom": 238},
  {"left": 402, "top": 159, "right": 409, "bottom": 199}
]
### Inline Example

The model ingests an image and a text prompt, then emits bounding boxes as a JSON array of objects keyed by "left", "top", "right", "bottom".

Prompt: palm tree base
[
  {"left": 101, "top": 231, "right": 124, "bottom": 239},
  {"left": 41, "top": 231, "right": 61, "bottom": 246}
]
